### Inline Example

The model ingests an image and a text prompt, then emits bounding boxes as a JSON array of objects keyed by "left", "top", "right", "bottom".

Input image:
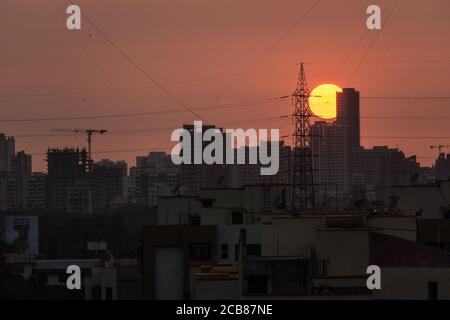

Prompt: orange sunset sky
[{"left": 0, "top": 0, "right": 449, "bottom": 172}]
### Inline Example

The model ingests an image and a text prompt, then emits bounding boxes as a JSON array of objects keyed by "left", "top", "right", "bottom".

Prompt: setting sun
[{"left": 309, "top": 84, "right": 343, "bottom": 119}]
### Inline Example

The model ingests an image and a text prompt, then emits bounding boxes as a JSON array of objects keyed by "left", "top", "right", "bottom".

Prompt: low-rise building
[{"left": 142, "top": 225, "right": 217, "bottom": 299}]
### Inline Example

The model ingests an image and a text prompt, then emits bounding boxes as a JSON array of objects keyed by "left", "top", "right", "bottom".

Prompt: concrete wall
[
  {"left": 143, "top": 225, "right": 217, "bottom": 300},
  {"left": 189, "top": 263, "right": 240, "bottom": 300},
  {"left": 158, "top": 197, "right": 193, "bottom": 225},
  {"left": 261, "top": 217, "right": 322, "bottom": 257},
  {"left": 192, "top": 279, "right": 240, "bottom": 300},
  {"left": 85, "top": 267, "right": 118, "bottom": 300},
  {"left": 383, "top": 182, "right": 450, "bottom": 219},
  {"left": 373, "top": 267, "right": 450, "bottom": 300},
  {"left": 217, "top": 224, "right": 261, "bottom": 262},
  {"left": 367, "top": 215, "right": 417, "bottom": 242},
  {"left": 261, "top": 216, "right": 371, "bottom": 277},
  {"left": 157, "top": 185, "right": 291, "bottom": 226},
  {"left": 318, "top": 230, "right": 369, "bottom": 276}
]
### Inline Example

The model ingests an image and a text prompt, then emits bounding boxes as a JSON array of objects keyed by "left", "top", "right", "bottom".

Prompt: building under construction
[{"left": 46, "top": 148, "right": 90, "bottom": 214}]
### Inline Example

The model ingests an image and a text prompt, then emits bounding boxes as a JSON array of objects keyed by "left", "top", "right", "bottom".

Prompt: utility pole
[{"left": 291, "top": 63, "right": 315, "bottom": 214}]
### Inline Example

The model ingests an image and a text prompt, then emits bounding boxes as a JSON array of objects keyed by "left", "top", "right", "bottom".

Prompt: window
[
  {"left": 58, "top": 273, "right": 67, "bottom": 283},
  {"left": 234, "top": 244, "right": 261, "bottom": 260},
  {"left": 190, "top": 243, "right": 211, "bottom": 261},
  {"left": 92, "top": 286, "right": 101, "bottom": 300},
  {"left": 231, "top": 211, "right": 243, "bottom": 225},
  {"left": 189, "top": 215, "right": 201, "bottom": 225},
  {"left": 247, "top": 244, "right": 261, "bottom": 257},
  {"left": 105, "top": 287, "right": 113, "bottom": 300},
  {"left": 179, "top": 214, "right": 189, "bottom": 225},
  {"left": 428, "top": 281, "right": 438, "bottom": 300},
  {"left": 263, "top": 186, "right": 271, "bottom": 209},
  {"left": 38, "top": 273, "right": 47, "bottom": 283},
  {"left": 201, "top": 199, "right": 213, "bottom": 208},
  {"left": 221, "top": 244, "right": 229, "bottom": 259}
]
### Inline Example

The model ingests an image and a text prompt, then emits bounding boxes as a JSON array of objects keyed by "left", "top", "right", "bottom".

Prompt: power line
[
  {"left": 360, "top": 96, "right": 450, "bottom": 100},
  {"left": 12, "top": 115, "right": 289, "bottom": 139},
  {"left": 204, "top": 0, "right": 322, "bottom": 107},
  {"left": 0, "top": 96, "right": 289, "bottom": 123},
  {"left": 2, "top": 94, "right": 450, "bottom": 123},
  {"left": 346, "top": 0, "right": 400, "bottom": 85},
  {"left": 48, "top": 0, "right": 154, "bottom": 133},
  {"left": 66, "top": 0, "right": 204, "bottom": 121},
  {"left": 13, "top": 130, "right": 450, "bottom": 141},
  {"left": 106, "top": 116, "right": 289, "bottom": 136},
  {"left": 1, "top": 58, "right": 448, "bottom": 100},
  {"left": 327, "top": 0, "right": 395, "bottom": 82},
  {"left": 361, "top": 136, "right": 450, "bottom": 140},
  {"left": 356, "top": 59, "right": 450, "bottom": 64},
  {"left": 0, "top": 65, "right": 295, "bottom": 99},
  {"left": 310, "top": 114, "right": 450, "bottom": 120},
  {"left": 326, "top": 29, "right": 370, "bottom": 82},
  {"left": 359, "top": 115, "right": 450, "bottom": 120}
]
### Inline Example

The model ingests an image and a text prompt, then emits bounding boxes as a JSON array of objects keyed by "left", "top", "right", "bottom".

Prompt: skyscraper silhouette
[{"left": 336, "top": 88, "right": 360, "bottom": 150}]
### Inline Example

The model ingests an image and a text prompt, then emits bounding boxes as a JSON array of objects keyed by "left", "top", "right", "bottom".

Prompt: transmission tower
[{"left": 291, "top": 63, "right": 315, "bottom": 214}]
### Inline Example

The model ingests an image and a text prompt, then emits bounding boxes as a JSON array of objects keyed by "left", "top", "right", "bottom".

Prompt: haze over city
[
  {"left": 1, "top": 0, "right": 449, "bottom": 172},
  {"left": 3, "top": 0, "right": 450, "bottom": 305}
]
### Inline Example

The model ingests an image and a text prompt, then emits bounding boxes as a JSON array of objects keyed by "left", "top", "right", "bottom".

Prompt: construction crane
[
  {"left": 430, "top": 145, "right": 450, "bottom": 157},
  {"left": 52, "top": 128, "right": 107, "bottom": 171}
]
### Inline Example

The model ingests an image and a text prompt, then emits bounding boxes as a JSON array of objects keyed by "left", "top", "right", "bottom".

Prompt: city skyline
[
  {"left": 1, "top": 0, "right": 449, "bottom": 172},
  {"left": 2, "top": 0, "right": 450, "bottom": 303}
]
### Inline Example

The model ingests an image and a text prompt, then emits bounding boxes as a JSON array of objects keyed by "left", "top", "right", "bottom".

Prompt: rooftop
[{"left": 370, "top": 232, "right": 450, "bottom": 268}]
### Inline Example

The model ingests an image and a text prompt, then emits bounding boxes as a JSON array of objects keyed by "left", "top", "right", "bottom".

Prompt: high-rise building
[
  {"left": 96, "top": 159, "right": 128, "bottom": 174},
  {"left": 11, "top": 151, "right": 32, "bottom": 208},
  {"left": 47, "top": 148, "right": 89, "bottom": 213},
  {"left": 311, "top": 88, "right": 422, "bottom": 206},
  {"left": 0, "top": 150, "right": 33, "bottom": 210},
  {"left": 233, "top": 142, "right": 291, "bottom": 187},
  {"left": 11, "top": 151, "right": 32, "bottom": 177},
  {"left": 0, "top": 173, "right": 19, "bottom": 211},
  {"left": 27, "top": 172, "right": 47, "bottom": 209},
  {"left": 0, "top": 133, "right": 15, "bottom": 172},
  {"left": 130, "top": 152, "right": 180, "bottom": 206},
  {"left": 179, "top": 124, "right": 227, "bottom": 195},
  {"left": 182, "top": 123, "right": 220, "bottom": 164},
  {"left": 311, "top": 121, "right": 350, "bottom": 197},
  {"left": 353, "top": 146, "right": 421, "bottom": 190},
  {"left": 336, "top": 88, "right": 360, "bottom": 150},
  {"left": 434, "top": 153, "right": 450, "bottom": 181},
  {"left": 67, "top": 180, "right": 92, "bottom": 214},
  {"left": 137, "top": 152, "right": 171, "bottom": 169},
  {"left": 91, "top": 160, "right": 128, "bottom": 210}
]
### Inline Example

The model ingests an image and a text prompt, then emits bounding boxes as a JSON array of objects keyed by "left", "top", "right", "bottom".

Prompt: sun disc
[{"left": 309, "top": 84, "right": 342, "bottom": 119}]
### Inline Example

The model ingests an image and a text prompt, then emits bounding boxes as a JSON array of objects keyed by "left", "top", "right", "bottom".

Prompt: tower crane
[
  {"left": 430, "top": 145, "right": 450, "bottom": 157},
  {"left": 52, "top": 128, "right": 107, "bottom": 171}
]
